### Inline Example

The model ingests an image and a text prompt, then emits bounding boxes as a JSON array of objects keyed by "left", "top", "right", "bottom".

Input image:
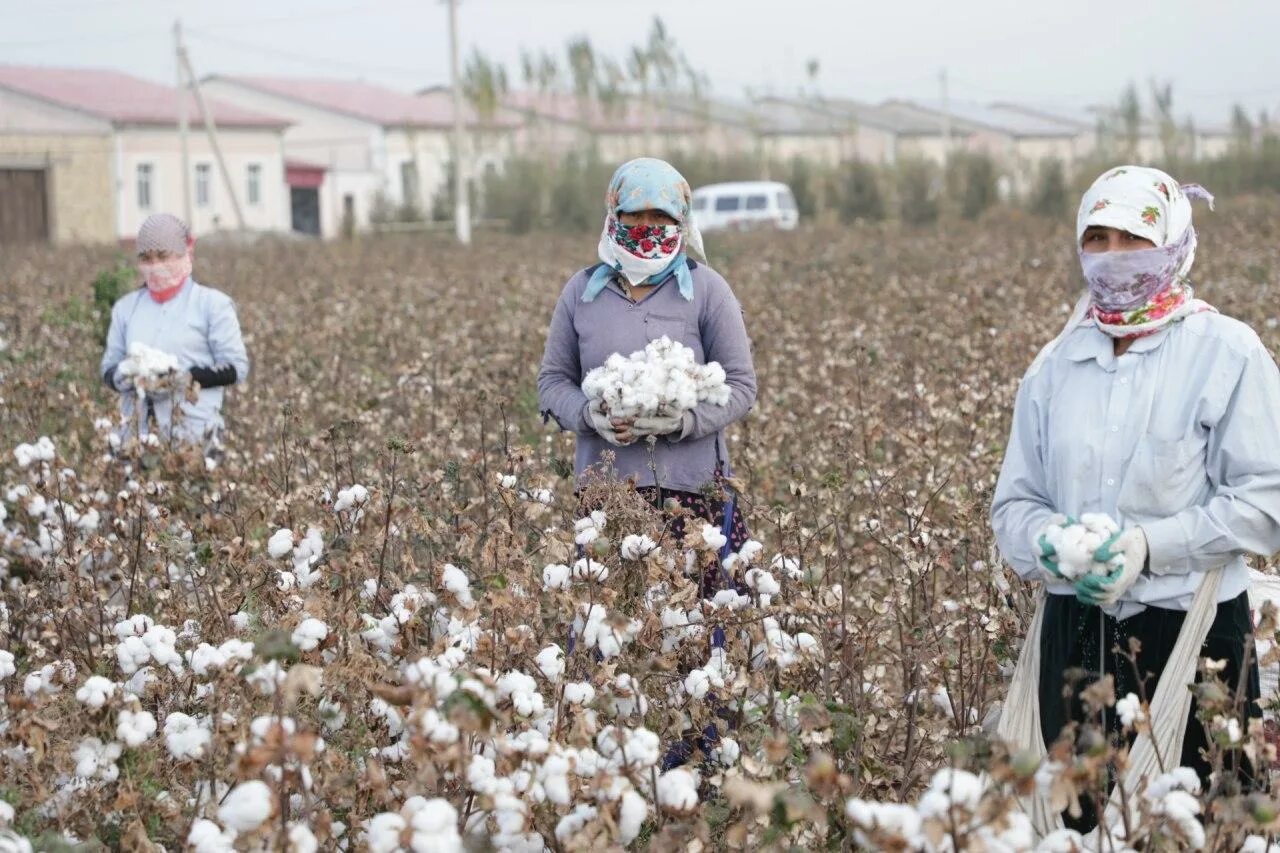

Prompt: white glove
[
  {"left": 631, "top": 412, "right": 685, "bottom": 437},
  {"left": 1076, "top": 527, "right": 1147, "bottom": 607},
  {"left": 586, "top": 402, "right": 629, "bottom": 446}
]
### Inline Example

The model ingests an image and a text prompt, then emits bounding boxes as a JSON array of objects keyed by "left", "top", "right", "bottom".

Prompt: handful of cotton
[
  {"left": 581, "top": 336, "right": 730, "bottom": 420},
  {"left": 1039, "top": 513, "right": 1121, "bottom": 580},
  {"left": 118, "top": 342, "right": 182, "bottom": 399}
]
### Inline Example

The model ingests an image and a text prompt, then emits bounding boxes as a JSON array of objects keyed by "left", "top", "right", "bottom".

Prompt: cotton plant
[{"left": 581, "top": 336, "right": 731, "bottom": 420}]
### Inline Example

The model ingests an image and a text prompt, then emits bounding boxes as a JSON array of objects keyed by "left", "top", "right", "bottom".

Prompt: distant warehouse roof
[{"left": 0, "top": 64, "right": 288, "bottom": 129}]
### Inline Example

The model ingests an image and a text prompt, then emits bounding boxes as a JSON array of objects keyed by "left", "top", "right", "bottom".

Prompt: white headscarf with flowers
[{"left": 1028, "top": 165, "right": 1215, "bottom": 377}]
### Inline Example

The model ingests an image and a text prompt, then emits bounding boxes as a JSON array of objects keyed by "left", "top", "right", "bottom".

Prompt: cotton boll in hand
[
  {"left": 1042, "top": 514, "right": 1120, "bottom": 580},
  {"left": 581, "top": 336, "right": 730, "bottom": 420}
]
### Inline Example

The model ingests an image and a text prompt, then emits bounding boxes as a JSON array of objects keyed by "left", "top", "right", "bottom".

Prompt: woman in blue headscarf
[{"left": 538, "top": 158, "right": 757, "bottom": 563}]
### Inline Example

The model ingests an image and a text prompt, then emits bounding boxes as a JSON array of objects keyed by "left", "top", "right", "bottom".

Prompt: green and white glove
[
  {"left": 1076, "top": 528, "right": 1148, "bottom": 607},
  {"left": 1032, "top": 514, "right": 1077, "bottom": 579}
]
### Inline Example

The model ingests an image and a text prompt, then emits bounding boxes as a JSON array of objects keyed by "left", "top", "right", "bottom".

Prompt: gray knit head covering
[{"left": 136, "top": 213, "right": 190, "bottom": 255}]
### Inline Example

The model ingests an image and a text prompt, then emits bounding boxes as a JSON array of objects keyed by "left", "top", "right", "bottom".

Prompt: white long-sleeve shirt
[
  {"left": 992, "top": 311, "right": 1280, "bottom": 617},
  {"left": 100, "top": 278, "right": 249, "bottom": 445}
]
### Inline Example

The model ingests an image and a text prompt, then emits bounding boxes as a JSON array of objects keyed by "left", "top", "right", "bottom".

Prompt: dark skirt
[{"left": 1038, "top": 590, "right": 1260, "bottom": 832}]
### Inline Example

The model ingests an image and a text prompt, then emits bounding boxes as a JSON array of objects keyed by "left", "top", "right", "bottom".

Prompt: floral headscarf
[
  {"left": 1026, "top": 166, "right": 1215, "bottom": 377},
  {"left": 1076, "top": 166, "right": 1215, "bottom": 336},
  {"left": 583, "top": 158, "right": 706, "bottom": 303}
]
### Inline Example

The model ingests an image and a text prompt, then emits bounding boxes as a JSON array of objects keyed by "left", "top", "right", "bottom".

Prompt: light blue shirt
[
  {"left": 992, "top": 311, "right": 1280, "bottom": 616},
  {"left": 100, "top": 278, "right": 249, "bottom": 445}
]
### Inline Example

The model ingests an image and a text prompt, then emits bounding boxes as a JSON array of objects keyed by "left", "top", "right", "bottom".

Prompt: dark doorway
[
  {"left": 290, "top": 187, "right": 320, "bottom": 236},
  {"left": 0, "top": 168, "right": 50, "bottom": 245}
]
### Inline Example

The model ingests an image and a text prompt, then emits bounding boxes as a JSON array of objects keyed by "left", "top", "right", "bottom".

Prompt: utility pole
[
  {"left": 939, "top": 67, "right": 952, "bottom": 160},
  {"left": 175, "top": 20, "right": 192, "bottom": 226},
  {"left": 176, "top": 32, "right": 247, "bottom": 230},
  {"left": 446, "top": 0, "right": 471, "bottom": 245}
]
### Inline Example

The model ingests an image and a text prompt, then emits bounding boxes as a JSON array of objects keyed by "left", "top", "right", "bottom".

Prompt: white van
[{"left": 691, "top": 181, "right": 799, "bottom": 233}]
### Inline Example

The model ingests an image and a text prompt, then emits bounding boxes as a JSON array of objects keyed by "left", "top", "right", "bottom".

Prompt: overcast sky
[{"left": 2, "top": 0, "right": 1276, "bottom": 124}]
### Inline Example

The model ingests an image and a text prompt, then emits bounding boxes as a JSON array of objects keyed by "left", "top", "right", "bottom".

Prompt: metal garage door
[{"left": 0, "top": 168, "right": 50, "bottom": 245}]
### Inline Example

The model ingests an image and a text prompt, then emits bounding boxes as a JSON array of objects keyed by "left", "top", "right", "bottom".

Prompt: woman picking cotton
[
  {"left": 991, "top": 166, "right": 1280, "bottom": 835},
  {"left": 101, "top": 214, "right": 250, "bottom": 454},
  {"left": 537, "top": 158, "right": 756, "bottom": 574}
]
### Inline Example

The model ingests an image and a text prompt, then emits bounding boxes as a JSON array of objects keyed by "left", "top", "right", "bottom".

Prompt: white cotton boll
[
  {"left": 366, "top": 813, "right": 407, "bottom": 853},
  {"left": 291, "top": 618, "right": 329, "bottom": 652},
  {"left": 0, "top": 651, "right": 13, "bottom": 681},
  {"left": 711, "top": 737, "right": 740, "bottom": 765},
  {"left": 334, "top": 484, "right": 369, "bottom": 513},
  {"left": 620, "top": 534, "right": 657, "bottom": 560},
  {"left": 617, "top": 790, "right": 648, "bottom": 845},
  {"left": 699, "top": 523, "right": 727, "bottom": 552},
  {"left": 918, "top": 768, "right": 984, "bottom": 817},
  {"left": 845, "top": 800, "right": 923, "bottom": 848},
  {"left": 114, "top": 615, "right": 154, "bottom": 639},
  {"left": 441, "top": 564, "right": 473, "bottom": 607},
  {"left": 572, "top": 557, "right": 609, "bottom": 582},
  {"left": 497, "top": 473, "right": 517, "bottom": 490},
  {"left": 563, "top": 682, "right": 595, "bottom": 705},
  {"left": 1116, "top": 693, "right": 1145, "bottom": 727},
  {"left": 542, "top": 563, "right": 571, "bottom": 591},
  {"left": 218, "top": 780, "right": 273, "bottom": 833},
  {"left": 554, "top": 804, "right": 598, "bottom": 843},
  {"left": 287, "top": 823, "right": 319, "bottom": 853},
  {"left": 418, "top": 709, "right": 459, "bottom": 745},
  {"left": 164, "top": 712, "right": 210, "bottom": 760},
  {"left": 187, "top": 819, "right": 237, "bottom": 853},
  {"left": 745, "top": 567, "right": 781, "bottom": 597},
  {"left": 75, "top": 676, "right": 117, "bottom": 709},
  {"left": 1146, "top": 767, "right": 1202, "bottom": 800},
  {"left": 116, "top": 709, "right": 157, "bottom": 747},
  {"left": 536, "top": 644, "right": 565, "bottom": 682},
  {"left": 684, "top": 669, "right": 711, "bottom": 700},
  {"left": 72, "top": 736, "right": 122, "bottom": 782},
  {"left": 1240, "top": 836, "right": 1280, "bottom": 853},
  {"left": 498, "top": 670, "right": 544, "bottom": 718},
  {"left": 13, "top": 436, "right": 55, "bottom": 469},
  {"left": 267, "top": 528, "right": 295, "bottom": 559},
  {"left": 189, "top": 643, "right": 227, "bottom": 677},
  {"left": 1036, "top": 829, "right": 1089, "bottom": 852},
  {"left": 408, "top": 798, "right": 461, "bottom": 851},
  {"left": 116, "top": 636, "right": 150, "bottom": 675},
  {"left": 656, "top": 768, "right": 700, "bottom": 812}
]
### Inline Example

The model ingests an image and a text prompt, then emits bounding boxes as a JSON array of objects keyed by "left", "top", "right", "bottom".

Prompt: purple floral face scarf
[{"left": 1075, "top": 166, "right": 1216, "bottom": 338}]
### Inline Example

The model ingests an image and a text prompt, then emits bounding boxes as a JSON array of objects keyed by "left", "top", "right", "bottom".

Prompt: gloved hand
[
  {"left": 587, "top": 402, "right": 631, "bottom": 446},
  {"left": 1031, "top": 514, "right": 1077, "bottom": 579},
  {"left": 1076, "top": 528, "right": 1148, "bottom": 606},
  {"left": 630, "top": 412, "right": 685, "bottom": 438},
  {"left": 108, "top": 365, "right": 136, "bottom": 394}
]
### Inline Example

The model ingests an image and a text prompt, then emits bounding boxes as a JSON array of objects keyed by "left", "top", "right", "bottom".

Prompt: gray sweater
[{"left": 537, "top": 261, "right": 756, "bottom": 492}]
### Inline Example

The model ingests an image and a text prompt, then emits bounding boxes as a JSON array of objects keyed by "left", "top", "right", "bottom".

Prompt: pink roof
[
  {"left": 0, "top": 64, "right": 288, "bottom": 129},
  {"left": 503, "top": 91, "right": 700, "bottom": 134},
  {"left": 213, "top": 76, "right": 520, "bottom": 129}
]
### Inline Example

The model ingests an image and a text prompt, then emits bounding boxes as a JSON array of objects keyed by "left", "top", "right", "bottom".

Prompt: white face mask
[{"left": 139, "top": 253, "right": 192, "bottom": 293}]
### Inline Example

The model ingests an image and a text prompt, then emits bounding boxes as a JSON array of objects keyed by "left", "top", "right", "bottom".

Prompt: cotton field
[{"left": 2, "top": 202, "right": 1280, "bottom": 851}]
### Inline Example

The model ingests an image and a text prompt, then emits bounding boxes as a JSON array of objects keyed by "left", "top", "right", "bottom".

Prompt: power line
[{"left": 185, "top": 28, "right": 438, "bottom": 80}]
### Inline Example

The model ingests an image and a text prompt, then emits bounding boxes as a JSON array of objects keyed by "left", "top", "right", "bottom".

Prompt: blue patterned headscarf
[{"left": 583, "top": 158, "right": 706, "bottom": 303}]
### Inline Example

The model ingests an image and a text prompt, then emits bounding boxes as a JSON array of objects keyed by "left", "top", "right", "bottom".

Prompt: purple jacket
[{"left": 538, "top": 261, "right": 757, "bottom": 493}]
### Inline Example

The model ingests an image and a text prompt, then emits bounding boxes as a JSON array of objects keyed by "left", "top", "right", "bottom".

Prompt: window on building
[
  {"left": 713, "top": 195, "right": 741, "bottom": 212},
  {"left": 745, "top": 194, "right": 768, "bottom": 211},
  {"left": 136, "top": 163, "right": 153, "bottom": 210},
  {"left": 400, "top": 161, "right": 419, "bottom": 204},
  {"left": 246, "top": 164, "right": 261, "bottom": 205},
  {"left": 195, "top": 163, "right": 212, "bottom": 208}
]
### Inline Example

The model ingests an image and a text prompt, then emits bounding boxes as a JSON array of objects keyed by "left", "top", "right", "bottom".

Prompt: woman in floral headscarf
[
  {"left": 992, "top": 166, "right": 1280, "bottom": 834},
  {"left": 538, "top": 157, "right": 757, "bottom": 563}
]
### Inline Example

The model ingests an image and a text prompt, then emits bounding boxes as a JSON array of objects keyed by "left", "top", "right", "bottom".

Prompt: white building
[
  {"left": 203, "top": 76, "right": 520, "bottom": 238},
  {"left": 0, "top": 64, "right": 291, "bottom": 243}
]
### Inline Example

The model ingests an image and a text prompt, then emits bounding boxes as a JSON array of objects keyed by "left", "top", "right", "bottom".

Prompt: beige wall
[
  {"left": 116, "top": 126, "right": 290, "bottom": 239},
  {"left": 0, "top": 132, "right": 115, "bottom": 244}
]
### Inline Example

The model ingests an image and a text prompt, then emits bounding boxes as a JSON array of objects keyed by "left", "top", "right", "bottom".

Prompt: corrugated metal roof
[
  {"left": 892, "top": 99, "right": 1083, "bottom": 137},
  {"left": 211, "top": 76, "right": 520, "bottom": 129},
  {"left": 502, "top": 91, "right": 700, "bottom": 134},
  {"left": 0, "top": 64, "right": 288, "bottom": 129}
]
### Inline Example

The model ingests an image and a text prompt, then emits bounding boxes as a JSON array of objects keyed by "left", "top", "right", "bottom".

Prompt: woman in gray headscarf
[{"left": 100, "top": 213, "right": 249, "bottom": 452}]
